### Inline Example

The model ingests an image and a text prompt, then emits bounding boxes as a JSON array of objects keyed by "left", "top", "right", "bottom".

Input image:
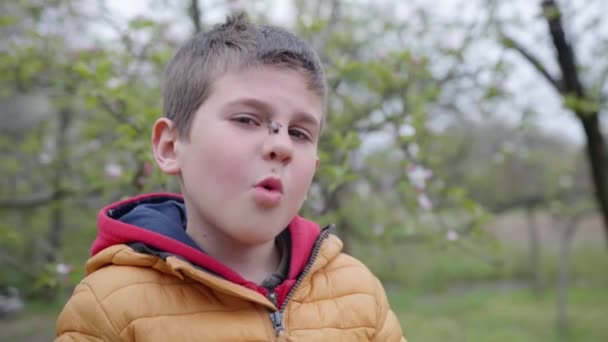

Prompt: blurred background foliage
[{"left": 0, "top": 0, "right": 606, "bottom": 341}]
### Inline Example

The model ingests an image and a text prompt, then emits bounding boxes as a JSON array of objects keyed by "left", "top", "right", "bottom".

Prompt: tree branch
[
  {"left": 490, "top": 194, "right": 547, "bottom": 213},
  {"left": 0, "top": 185, "right": 107, "bottom": 210},
  {"left": 500, "top": 33, "right": 563, "bottom": 93},
  {"left": 0, "top": 250, "right": 39, "bottom": 280},
  {"left": 312, "top": 0, "right": 341, "bottom": 58},
  {"left": 97, "top": 95, "right": 143, "bottom": 134},
  {"left": 437, "top": 20, "right": 480, "bottom": 85},
  {"left": 0, "top": 192, "right": 57, "bottom": 209},
  {"left": 541, "top": 0, "right": 583, "bottom": 96},
  {"left": 189, "top": 0, "right": 202, "bottom": 34}
]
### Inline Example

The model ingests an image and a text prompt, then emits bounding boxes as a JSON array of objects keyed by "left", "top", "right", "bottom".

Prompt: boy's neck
[{"left": 185, "top": 224, "right": 281, "bottom": 285}]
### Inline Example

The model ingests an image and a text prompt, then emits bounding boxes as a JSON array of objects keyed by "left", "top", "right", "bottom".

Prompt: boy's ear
[{"left": 152, "top": 118, "right": 181, "bottom": 175}]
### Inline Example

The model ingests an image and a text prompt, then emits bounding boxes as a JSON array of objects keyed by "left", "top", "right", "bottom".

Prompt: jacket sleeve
[
  {"left": 56, "top": 282, "right": 121, "bottom": 342},
  {"left": 372, "top": 278, "right": 407, "bottom": 342}
]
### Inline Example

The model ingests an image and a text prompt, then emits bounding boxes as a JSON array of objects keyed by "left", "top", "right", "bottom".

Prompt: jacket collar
[
  {"left": 88, "top": 193, "right": 325, "bottom": 303},
  {"left": 86, "top": 231, "right": 344, "bottom": 310}
]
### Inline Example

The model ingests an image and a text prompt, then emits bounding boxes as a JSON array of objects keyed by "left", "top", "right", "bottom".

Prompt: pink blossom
[
  {"left": 407, "top": 164, "right": 433, "bottom": 191},
  {"left": 376, "top": 48, "right": 388, "bottom": 59},
  {"left": 417, "top": 193, "right": 433, "bottom": 210},
  {"left": 136, "top": 176, "right": 147, "bottom": 187},
  {"left": 142, "top": 162, "right": 154, "bottom": 176}
]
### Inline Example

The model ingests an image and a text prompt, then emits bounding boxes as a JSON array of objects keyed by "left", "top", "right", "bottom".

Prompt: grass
[
  {"left": 356, "top": 238, "right": 608, "bottom": 292},
  {"left": 359, "top": 216, "right": 608, "bottom": 342},
  {"left": 389, "top": 286, "right": 608, "bottom": 342},
  {"left": 0, "top": 297, "right": 65, "bottom": 342}
]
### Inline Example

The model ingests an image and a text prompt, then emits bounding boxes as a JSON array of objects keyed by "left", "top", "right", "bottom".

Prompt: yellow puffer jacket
[{"left": 56, "top": 194, "right": 405, "bottom": 341}]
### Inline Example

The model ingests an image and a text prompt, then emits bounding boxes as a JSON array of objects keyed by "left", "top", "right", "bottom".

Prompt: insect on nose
[
  {"left": 268, "top": 120, "right": 282, "bottom": 135},
  {"left": 263, "top": 120, "right": 292, "bottom": 163}
]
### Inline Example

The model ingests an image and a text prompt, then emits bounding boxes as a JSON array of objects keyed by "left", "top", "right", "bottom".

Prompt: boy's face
[{"left": 154, "top": 66, "right": 323, "bottom": 246}]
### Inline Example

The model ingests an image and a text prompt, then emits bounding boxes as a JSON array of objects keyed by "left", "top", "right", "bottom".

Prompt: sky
[{"left": 99, "top": 0, "right": 608, "bottom": 146}]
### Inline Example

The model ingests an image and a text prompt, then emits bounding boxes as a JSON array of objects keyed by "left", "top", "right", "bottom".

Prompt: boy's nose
[{"left": 262, "top": 129, "right": 293, "bottom": 164}]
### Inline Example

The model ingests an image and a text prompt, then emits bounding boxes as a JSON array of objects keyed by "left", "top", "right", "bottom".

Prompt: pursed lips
[
  {"left": 253, "top": 177, "right": 284, "bottom": 207},
  {"left": 255, "top": 177, "right": 283, "bottom": 193}
]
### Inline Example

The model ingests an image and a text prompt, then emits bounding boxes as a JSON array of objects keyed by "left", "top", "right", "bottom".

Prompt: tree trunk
[
  {"left": 541, "top": 0, "right": 608, "bottom": 246},
  {"left": 333, "top": 186, "right": 352, "bottom": 254},
  {"left": 525, "top": 207, "right": 543, "bottom": 296},
  {"left": 46, "top": 198, "right": 64, "bottom": 264},
  {"left": 336, "top": 217, "right": 351, "bottom": 255},
  {"left": 44, "top": 108, "right": 71, "bottom": 265},
  {"left": 579, "top": 114, "right": 608, "bottom": 245},
  {"left": 556, "top": 217, "right": 579, "bottom": 336},
  {"left": 320, "top": 183, "right": 353, "bottom": 254}
]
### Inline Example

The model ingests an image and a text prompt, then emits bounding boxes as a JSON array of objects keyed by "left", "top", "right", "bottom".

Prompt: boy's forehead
[
  {"left": 213, "top": 64, "right": 322, "bottom": 94},
  {"left": 208, "top": 66, "right": 324, "bottom": 111}
]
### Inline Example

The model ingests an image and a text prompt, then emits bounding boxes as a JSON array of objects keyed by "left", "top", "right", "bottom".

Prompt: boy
[{"left": 56, "top": 14, "right": 405, "bottom": 341}]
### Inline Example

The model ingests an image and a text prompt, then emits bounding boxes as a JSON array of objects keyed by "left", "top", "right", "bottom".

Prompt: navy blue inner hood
[{"left": 117, "top": 200, "right": 203, "bottom": 252}]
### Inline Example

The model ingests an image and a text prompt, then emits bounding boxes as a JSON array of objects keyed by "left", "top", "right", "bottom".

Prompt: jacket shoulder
[
  {"left": 321, "top": 253, "right": 406, "bottom": 341},
  {"left": 286, "top": 248, "right": 393, "bottom": 338},
  {"left": 57, "top": 263, "right": 183, "bottom": 341},
  {"left": 313, "top": 234, "right": 380, "bottom": 292},
  {"left": 318, "top": 251, "right": 380, "bottom": 293},
  {"left": 65, "top": 263, "right": 199, "bottom": 336},
  {"left": 82, "top": 262, "right": 183, "bottom": 301}
]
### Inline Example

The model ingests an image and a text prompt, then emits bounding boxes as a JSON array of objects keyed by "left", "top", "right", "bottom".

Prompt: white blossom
[
  {"left": 56, "top": 263, "right": 73, "bottom": 275},
  {"left": 407, "top": 164, "right": 433, "bottom": 191},
  {"left": 373, "top": 224, "right": 384, "bottom": 236},
  {"left": 559, "top": 175, "right": 573, "bottom": 189},
  {"left": 399, "top": 124, "right": 416, "bottom": 137},
  {"left": 446, "top": 230, "right": 459, "bottom": 241},
  {"left": 105, "top": 162, "right": 123, "bottom": 178},
  {"left": 38, "top": 152, "right": 53, "bottom": 164}
]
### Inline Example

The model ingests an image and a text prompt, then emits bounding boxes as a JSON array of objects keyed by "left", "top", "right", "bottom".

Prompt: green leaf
[
  {"left": 129, "top": 18, "right": 156, "bottom": 30},
  {"left": 0, "top": 15, "right": 17, "bottom": 27},
  {"left": 72, "top": 62, "right": 92, "bottom": 78}
]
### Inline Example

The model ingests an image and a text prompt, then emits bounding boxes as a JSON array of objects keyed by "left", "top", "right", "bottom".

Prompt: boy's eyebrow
[{"left": 226, "top": 98, "right": 320, "bottom": 129}]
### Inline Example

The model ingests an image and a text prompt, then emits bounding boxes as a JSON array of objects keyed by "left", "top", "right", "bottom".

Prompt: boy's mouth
[
  {"left": 253, "top": 177, "right": 284, "bottom": 207},
  {"left": 255, "top": 177, "right": 283, "bottom": 193}
]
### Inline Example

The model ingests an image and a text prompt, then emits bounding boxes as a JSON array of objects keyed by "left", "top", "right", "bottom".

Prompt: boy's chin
[{"left": 226, "top": 226, "right": 286, "bottom": 246}]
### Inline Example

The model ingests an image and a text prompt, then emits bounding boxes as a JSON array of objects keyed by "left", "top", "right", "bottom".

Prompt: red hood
[{"left": 91, "top": 193, "right": 321, "bottom": 305}]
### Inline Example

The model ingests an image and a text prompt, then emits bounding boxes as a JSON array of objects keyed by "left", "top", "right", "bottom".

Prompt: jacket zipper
[
  {"left": 267, "top": 291, "right": 284, "bottom": 335},
  {"left": 266, "top": 225, "right": 334, "bottom": 336}
]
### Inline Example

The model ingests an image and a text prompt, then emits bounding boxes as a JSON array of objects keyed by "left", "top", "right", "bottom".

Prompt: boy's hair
[{"left": 162, "top": 13, "right": 326, "bottom": 139}]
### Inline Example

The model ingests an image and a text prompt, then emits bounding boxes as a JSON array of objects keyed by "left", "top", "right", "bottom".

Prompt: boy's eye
[
  {"left": 232, "top": 114, "right": 261, "bottom": 126},
  {"left": 289, "top": 128, "right": 312, "bottom": 141}
]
